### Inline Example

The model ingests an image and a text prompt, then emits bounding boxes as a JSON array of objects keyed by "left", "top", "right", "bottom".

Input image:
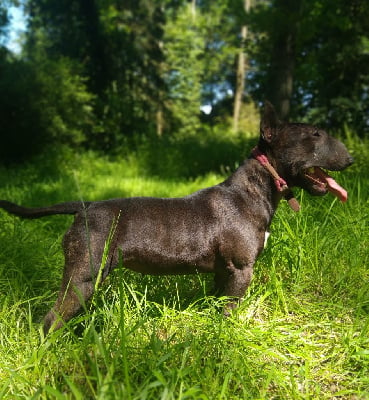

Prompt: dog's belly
[
  {"left": 121, "top": 245, "right": 217, "bottom": 275},
  {"left": 123, "top": 259, "right": 214, "bottom": 275}
]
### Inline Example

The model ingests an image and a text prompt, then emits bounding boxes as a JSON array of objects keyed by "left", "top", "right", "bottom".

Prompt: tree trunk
[
  {"left": 190, "top": 0, "right": 196, "bottom": 19},
  {"left": 266, "top": 0, "right": 301, "bottom": 120},
  {"left": 233, "top": 0, "right": 250, "bottom": 132},
  {"left": 156, "top": 107, "right": 164, "bottom": 136}
]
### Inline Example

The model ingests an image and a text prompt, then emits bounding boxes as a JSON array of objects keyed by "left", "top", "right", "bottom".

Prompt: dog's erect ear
[{"left": 260, "top": 101, "right": 281, "bottom": 142}]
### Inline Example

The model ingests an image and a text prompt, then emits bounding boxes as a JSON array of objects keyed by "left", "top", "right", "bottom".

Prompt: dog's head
[{"left": 258, "top": 101, "right": 353, "bottom": 200}]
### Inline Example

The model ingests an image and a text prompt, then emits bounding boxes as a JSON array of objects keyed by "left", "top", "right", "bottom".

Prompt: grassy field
[{"left": 0, "top": 133, "right": 368, "bottom": 399}]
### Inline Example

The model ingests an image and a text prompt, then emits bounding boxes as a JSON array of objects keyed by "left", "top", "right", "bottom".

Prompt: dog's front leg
[{"left": 222, "top": 261, "right": 253, "bottom": 316}]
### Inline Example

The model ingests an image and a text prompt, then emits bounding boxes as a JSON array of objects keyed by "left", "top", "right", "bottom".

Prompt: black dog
[{"left": 0, "top": 102, "right": 353, "bottom": 333}]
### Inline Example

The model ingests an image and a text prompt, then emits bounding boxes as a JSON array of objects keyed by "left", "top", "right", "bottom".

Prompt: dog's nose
[{"left": 347, "top": 155, "right": 354, "bottom": 166}]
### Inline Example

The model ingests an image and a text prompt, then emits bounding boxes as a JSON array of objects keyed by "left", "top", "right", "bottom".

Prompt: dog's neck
[
  {"left": 251, "top": 147, "right": 300, "bottom": 212},
  {"left": 221, "top": 150, "right": 299, "bottom": 230},
  {"left": 221, "top": 157, "right": 282, "bottom": 229}
]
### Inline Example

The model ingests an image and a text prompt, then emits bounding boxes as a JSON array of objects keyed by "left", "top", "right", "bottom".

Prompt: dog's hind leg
[
  {"left": 43, "top": 241, "right": 96, "bottom": 334},
  {"left": 43, "top": 275, "right": 95, "bottom": 334},
  {"left": 43, "top": 220, "right": 112, "bottom": 334}
]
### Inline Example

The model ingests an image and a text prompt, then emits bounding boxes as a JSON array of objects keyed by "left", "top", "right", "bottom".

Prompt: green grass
[{"left": 0, "top": 135, "right": 368, "bottom": 399}]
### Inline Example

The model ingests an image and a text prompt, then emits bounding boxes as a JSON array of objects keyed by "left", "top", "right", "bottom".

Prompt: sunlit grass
[{"left": 0, "top": 135, "right": 368, "bottom": 399}]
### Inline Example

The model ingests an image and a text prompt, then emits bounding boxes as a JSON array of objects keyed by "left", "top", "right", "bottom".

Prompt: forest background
[{"left": 1, "top": 0, "right": 369, "bottom": 163}]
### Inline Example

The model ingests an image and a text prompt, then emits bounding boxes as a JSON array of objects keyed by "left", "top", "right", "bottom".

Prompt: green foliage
[
  {"left": 36, "top": 57, "right": 96, "bottom": 146},
  {"left": 0, "top": 57, "right": 46, "bottom": 162},
  {"left": 129, "top": 126, "right": 254, "bottom": 179},
  {"left": 249, "top": 0, "right": 369, "bottom": 133},
  {"left": 163, "top": 1, "right": 239, "bottom": 135},
  {"left": 2, "top": 0, "right": 369, "bottom": 162},
  {"left": 0, "top": 55, "right": 95, "bottom": 162},
  {"left": 0, "top": 133, "right": 368, "bottom": 398},
  {"left": 0, "top": 5, "right": 9, "bottom": 45},
  {"left": 164, "top": 3, "right": 204, "bottom": 135},
  {"left": 23, "top": 0, "right": 168, "bottom": 149}
]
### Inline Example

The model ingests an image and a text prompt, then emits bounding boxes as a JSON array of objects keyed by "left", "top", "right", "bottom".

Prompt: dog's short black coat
[{"left": 0, "top": 102, "right": 353, "bottom": 333}]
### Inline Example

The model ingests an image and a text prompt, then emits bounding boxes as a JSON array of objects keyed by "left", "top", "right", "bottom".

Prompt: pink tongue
[
  {"left": 315, "top": 168, "right": 348, "bottom": 202},
  {"left": 325, "top": 176, "right": 348, "bottom": 202}
]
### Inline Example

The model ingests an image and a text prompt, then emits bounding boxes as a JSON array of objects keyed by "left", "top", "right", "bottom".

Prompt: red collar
[
  {"left": 251, "top": 147, "right": 300, "bottom": 212},
  {"left": 251, "top": 147, "right": 288, "bottom": 192}
]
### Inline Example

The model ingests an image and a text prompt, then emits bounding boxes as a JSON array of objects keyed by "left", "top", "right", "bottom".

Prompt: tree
[
  {"left": 293, "top": 0, "right": 369, "bottom": 134},
  {"left": 248, "top": 0, "right": 369, "bottom": 134},
  {"left": 163, "top": 1, "right": 204, "bottom": 135},
  {"left": 0, "top": 3, "right": 9, "bottom": 48},
  {"left": 5, "top": 0, "right": 369, "bottom": 163},
  {"left": 26, "top": 0, "right": 168, "bottom": 147},
  {"left": 264, "top": 0, "right": 302, "bottom": 120},
  {"left": 233, "top": 0, "right": 251, "bottom": 132}
]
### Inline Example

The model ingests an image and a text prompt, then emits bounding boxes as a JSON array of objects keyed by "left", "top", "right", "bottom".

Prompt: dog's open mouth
[{"left": 303, "top": 167, "right": 348, "bottom": 202}]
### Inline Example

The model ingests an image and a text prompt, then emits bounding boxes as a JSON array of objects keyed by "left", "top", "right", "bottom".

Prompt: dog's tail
[{"left": 0, "top": 200, "right": 91, "bottom": 219}]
